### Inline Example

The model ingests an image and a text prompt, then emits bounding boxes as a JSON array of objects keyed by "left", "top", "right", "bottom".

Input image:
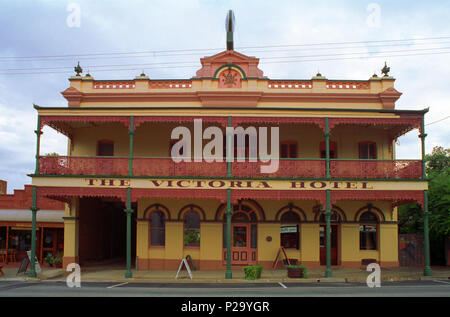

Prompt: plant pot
[
  {"left": 54, "top": 262, "right": 62, "bottom": 268},
  {"left": 287, "top": 268, "right": 304, "bottom": 278}
]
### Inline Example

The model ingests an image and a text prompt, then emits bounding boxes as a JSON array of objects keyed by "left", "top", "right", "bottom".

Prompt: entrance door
[
  {"left": 319, "top": 225, "right": 338, "bottom": 265},
  {"left": 223, "top": 210, "right": 258, "bottom": 266},
  {"left": 230, "top": 223, "right": 256, "bottom": 265}
]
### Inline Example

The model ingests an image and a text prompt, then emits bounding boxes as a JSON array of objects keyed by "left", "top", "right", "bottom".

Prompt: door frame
[{"left": 319, "top": 224, "right": 340, "bottom": 266}]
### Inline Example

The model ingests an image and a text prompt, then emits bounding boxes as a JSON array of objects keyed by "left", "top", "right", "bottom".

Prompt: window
[
  {"left": 359, "top": 142, "right": 377, "bottom": 159},
  {"left": 280, "top": 141, "right": 298, "bottom": 158},
  {"left": 280, "top": 211, "right": 300, "bottom": 249},
  {"left": 97, "top": 140, "right": 114, "bottom": 156},
  {"left": 184, "top": 211, "right": 200, "bottom": 247},
  {"left": 150, "top": 211, "right": 165, "bottom": 246},
  {"left": 359, "top": 211, "right": 378, "bottom": 250},
  {"left": 320, "top": 141, "right": 337, "bottom": 158},
  {"left": 319, "top": 211, "right": 341, "bottom": 223}
]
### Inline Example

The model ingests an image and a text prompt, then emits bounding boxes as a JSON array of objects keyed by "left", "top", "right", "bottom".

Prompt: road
[{"left": 0, "top": 280, "right": 449, "bottom": 297}]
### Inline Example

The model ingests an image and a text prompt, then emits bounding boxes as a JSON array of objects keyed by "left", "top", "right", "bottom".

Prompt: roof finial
[
  {"left": 225, "top": 10, "right": 235, "bottom": 50},
  {"left": 74, "top": 61, "right": 83, "bottom": 76},
  {"left": 381, "top": 61, "right": 390, "bottom": 77}
]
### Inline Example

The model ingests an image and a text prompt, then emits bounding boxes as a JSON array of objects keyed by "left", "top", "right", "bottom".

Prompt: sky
[{"left": 0, "top": 0, "right": 449, "bottom": 193}]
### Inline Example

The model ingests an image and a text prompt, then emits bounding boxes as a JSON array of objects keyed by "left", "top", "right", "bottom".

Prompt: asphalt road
[{"left": 0, "top": 279, "right": 449, "bottom": 297}]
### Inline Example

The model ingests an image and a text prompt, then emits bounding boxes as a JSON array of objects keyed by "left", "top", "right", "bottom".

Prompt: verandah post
[
  {"left": 325, "top": 189, "right": 333, "bottom": 278},
  {"left": 124, "top": 187, "right": 133, "bottom": 278},
  {"left": 225, "top": 188, "right": 232, "bottom": 279},
  {"left": 420, "top": 117, "right": 432, "bottom": 276},
  {"left": 128, "top": 116, "right": 135, "bottom": 177},
  {"left": 29, "top": 186, "right": 39, "bottom": 278},
  {"left": 423, "top": 190, "right": 432, "bottom": 276},
  {"left": 34, "top": 114, "right": 42, "bottom": 174},
  {"left": 324, "top": 117, "right": 331, "bottom": 179}
]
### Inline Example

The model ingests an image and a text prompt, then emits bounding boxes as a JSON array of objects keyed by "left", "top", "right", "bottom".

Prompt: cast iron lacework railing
[{"left": 38, "top": 156, "right": 423, "bottom": 179}]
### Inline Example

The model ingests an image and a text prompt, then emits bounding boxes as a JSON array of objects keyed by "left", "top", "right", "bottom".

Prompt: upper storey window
[
  {"left": 97, "top": 140, "right": 114, "bottom": 156},
  {"left": 320, "top": 141, "right": 337, "bottom": 159},
  {"left": 280, "top": 141, "right": 298, "bottom": 158},
  {"left": 359, "top": 142, "right": 377, "bottom": 159}
]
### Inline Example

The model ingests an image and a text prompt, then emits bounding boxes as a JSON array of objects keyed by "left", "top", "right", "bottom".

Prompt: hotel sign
[{"left": 83, "top": 178, "right": 374, "bottom": 190}]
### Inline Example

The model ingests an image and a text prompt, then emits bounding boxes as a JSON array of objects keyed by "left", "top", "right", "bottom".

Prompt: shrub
[{"left": 244, "top": 265, "right": 263, "bottom": 280}]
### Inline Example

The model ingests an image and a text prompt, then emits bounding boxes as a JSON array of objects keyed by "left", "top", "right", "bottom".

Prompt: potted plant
[
  {"left": 53, "top": 253, "right": 63, "bottom": 268},
  {"left": 45, "top": 253, "right": 54, "bottom": 267},
  {"left": 286, "top": 264, "right": 308, "bottom": 278},
  {"left": 244, "top": 265, "right": 263, "bottom": 280}
]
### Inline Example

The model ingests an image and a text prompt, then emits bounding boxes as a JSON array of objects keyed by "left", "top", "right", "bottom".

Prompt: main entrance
[{"left": 222, "top": 201, "right": 260, "bottom": 266}]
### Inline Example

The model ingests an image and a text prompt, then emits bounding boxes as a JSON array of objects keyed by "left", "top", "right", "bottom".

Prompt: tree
[{"left": 398, "top": 146, "right": 450, "bottom": 264}]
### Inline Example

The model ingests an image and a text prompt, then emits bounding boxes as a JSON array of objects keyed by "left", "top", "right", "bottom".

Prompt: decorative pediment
[{"left": 194, "top": 50, "right": 266, "bottom": 79}]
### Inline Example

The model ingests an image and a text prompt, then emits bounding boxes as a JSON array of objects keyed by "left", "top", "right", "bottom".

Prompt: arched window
[
  {"left": 150, "top": 211, "right": 165, "bottom": 247},
  {"left": 184, "top": 211, "right": 200, "bottom": 247},
  {"left": 280, "top": 210, "right": 301, "bottom": 250},
  {"left": 319, "top": 211, "right": 341, "bottom": 223},
  {"left": 359, "top": 211, "right": 378, "bottom": 250}
]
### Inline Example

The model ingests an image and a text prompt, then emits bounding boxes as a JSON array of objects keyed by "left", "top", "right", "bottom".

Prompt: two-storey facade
[{"left": 27, "top": 34, "right": 431, "bottom": 278}]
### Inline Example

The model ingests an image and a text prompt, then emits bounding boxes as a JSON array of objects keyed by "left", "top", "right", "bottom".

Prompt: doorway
[
  {"left": 223, "top": 208, "right": 258, "bottom": 266},
  {"left": 319, "top": 225, "right": 338, "bottom": 265}
]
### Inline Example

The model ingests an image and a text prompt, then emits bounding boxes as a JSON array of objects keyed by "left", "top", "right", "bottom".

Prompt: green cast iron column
[
  {"left": 128, "top": 116, "right": 135, "bottom": 177},
  {"left": 124, "top": 117, "right": 135, "bottom": 279},
  {"left": 225, "top": 188, "right": 232, "bottom": 279},
  {"left": 124, "top": 188, "right": 134, "bottom": 278},
  {"left": 29, "top": 186, "right": 39, "bottom": 278},
  {"left": 325, "top": 189, "right": 333, "bottom": 278},
  {"left": 227, "top": 116, "right": 232, "bottom": 177},
  {"left": 34, "top": 115, "right": 42, "bottom": 174},
  {"left": 324, "top": 118, "right": 331, "bottom": 179},
  {"left": 420, "top": 118, "right": 432, "bottom": 276},
  {"left": 420, "top": 118, "right": 427, "bottom": 180},
  {"left": 423, "top": 190, "right": 432, "bottom": 276}
]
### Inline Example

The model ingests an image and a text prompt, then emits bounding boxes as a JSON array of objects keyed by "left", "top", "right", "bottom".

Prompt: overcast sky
[{"left": 0, "top": 0, "right": 449, "bottom": 193}]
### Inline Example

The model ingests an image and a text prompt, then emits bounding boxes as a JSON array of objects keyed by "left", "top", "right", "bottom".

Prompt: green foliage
[
  {"left": 244, "top": 265, "right": 263, "bottom": 280},
  {"left": 399, "top": 146, "right": 450, "bottom": 264},
  {"left": 45, "top": 152, "right": 60, "bottom": 157},
  {"left": 184, "top": 230, "right": 200, "bottom": 246}
]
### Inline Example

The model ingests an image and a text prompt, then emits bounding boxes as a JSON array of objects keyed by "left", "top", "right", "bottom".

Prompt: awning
[{"left": 0, "top": 209, "right": 64, "bottom": 223}]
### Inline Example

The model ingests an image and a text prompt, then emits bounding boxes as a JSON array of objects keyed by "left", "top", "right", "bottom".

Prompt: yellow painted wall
[
  {"left": 130, "top": 198, "right": 395, "bottom": 268},
  {"left": 70, "top": 122, "right": 393, "bottom": 159}
]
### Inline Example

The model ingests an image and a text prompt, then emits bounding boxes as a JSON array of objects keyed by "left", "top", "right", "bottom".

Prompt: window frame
[
  {"left": 358, "top": 141, "right": 377, "bottom": 159},
  {"left": 183, "top": 211, "right": 201, "bottom": 248},
  {"left": 280, "top": 141, "right": 298, "bottom": 159},
  {"left": 97, "top": 139, "right": 114, "bottom": 156},
  {"left": 280, "top": 210, "right": 301, "bottom": 250},
  {"left": 320, "top": 141, "right": 337, "bottom": 159},
  {"left": 149, "top": 210, "right": 166, "bottom": 248},
  {"left": 359, "top": 211, "right": 379, "bottom": 251}
]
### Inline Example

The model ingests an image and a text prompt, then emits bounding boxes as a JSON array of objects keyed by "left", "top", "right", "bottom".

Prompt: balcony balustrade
[{"left": 38, "top": 156, "right": 423, "bottom": 179}]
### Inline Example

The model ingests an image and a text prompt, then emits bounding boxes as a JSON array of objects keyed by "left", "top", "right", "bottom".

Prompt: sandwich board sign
[
  {"left": 175, "top": 258, "right": 193, "bottom": 279},
  {"left": 17, "top": 251, "right": 41, "bottom": 275}
]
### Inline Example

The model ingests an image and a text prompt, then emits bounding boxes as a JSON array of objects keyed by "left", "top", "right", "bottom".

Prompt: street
[{"left": 0, "top": 279, "right": 449, "bottom": 297}]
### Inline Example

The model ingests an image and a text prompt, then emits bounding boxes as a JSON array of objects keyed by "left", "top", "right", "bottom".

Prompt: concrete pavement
[{"left": 1, "top": 265, "right": 449, "bottom": 284}]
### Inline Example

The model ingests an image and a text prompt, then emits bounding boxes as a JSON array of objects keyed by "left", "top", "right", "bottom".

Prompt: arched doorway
[
  {"left": 217, "top": 200, "right": 263, "bottom": 266},
  {"left": 314, "top": 205, "right": 346, "bottom": 266}
]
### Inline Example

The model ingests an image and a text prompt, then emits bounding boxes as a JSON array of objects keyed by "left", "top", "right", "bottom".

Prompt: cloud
[{"left": 0, "top": 0, "right": 449, "bottom": 192}]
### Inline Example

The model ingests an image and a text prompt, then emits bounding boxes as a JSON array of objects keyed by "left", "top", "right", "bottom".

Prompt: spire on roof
[{"left": 225, "top": 10, "right": 235, "bottom": 50}]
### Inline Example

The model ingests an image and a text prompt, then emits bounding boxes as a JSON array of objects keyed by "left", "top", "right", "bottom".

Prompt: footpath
[{"left": 1, "top": 265, "right": 449, "bottom": 284}]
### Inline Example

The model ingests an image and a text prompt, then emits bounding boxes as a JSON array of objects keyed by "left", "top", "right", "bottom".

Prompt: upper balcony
[{"left": 37, "top": 156, "right": 423, "bottom": 180}]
